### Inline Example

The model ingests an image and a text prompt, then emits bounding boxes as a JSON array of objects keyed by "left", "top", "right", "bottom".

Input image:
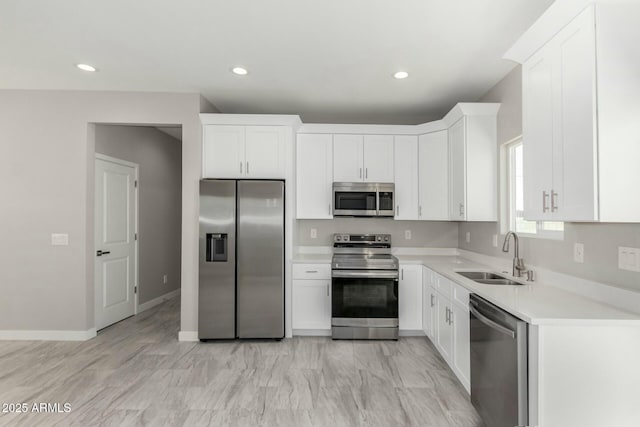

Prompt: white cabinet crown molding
[
  {"left": 441, "top": 103, "right": 501, "bottom": 128},
  {"left": 200, "top": 113, "right": 303, "bottom": 130},
  {"left": 504, "top": 0, "right": 595, "bottom": 63}
]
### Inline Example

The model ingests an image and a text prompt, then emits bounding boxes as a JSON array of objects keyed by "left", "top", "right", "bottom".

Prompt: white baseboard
[
  {"left": 179, "top": 330, "right": 199, "bottom": 342},
  {"left": 0, "top": 328, "right": 97, "bottom": 341},
  {"left": 138, "top": 288, "right": 181, "bottom": 313},
  {"left": 399, "top": 330, "right": 426, "bottom": 337},
  {"left": 293, "top": 329, "right": 331, "bottom": 336}
]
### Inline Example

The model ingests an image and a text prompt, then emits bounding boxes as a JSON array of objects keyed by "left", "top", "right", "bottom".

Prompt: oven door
[
  {"left": 331, "top": 270, "right": 399, "bottom": 324},
  {"left": 333, "top": 183, "right": 378, "bottom": 216}
]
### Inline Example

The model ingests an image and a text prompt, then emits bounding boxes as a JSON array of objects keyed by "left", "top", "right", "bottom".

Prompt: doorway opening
[{"left": 93, "top": 124, "right": 182, "bottom": 331}]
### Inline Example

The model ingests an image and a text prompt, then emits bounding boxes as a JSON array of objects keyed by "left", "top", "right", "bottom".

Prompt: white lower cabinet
[
  {"left": 429, "top": 271, "right": 471, "bottom": 393},
  {"left": 435, "top": 290, "right": 453, "bottom": 361},
  {"left": 399, "top": 264, "right": 423, "bottom": 331},
  {"left": 422, "top": 267, "right": 437, "bottom": 341},
  {"left": 292, "top": 280, "right": 331, "bottom": 330},
  {"left": 451, "top": 301, "right": 470, "bottom": 392},
  {"left": 292, "top": 264, "right": 331, "bottom": 332}
]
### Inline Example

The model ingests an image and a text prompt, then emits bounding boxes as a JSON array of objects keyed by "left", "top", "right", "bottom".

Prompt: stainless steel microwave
[{"left": 333, "top": 182, "right": 394, "bottom": 217}]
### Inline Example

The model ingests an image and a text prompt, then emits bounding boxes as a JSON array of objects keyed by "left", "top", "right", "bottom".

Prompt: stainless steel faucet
[{"left": 502, "top": 231, "right": 528, "bottom": 278}]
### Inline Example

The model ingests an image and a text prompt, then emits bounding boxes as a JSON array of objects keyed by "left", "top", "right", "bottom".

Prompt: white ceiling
[{"left": 0, "top": 0, "right": 554, "bottom": 124}]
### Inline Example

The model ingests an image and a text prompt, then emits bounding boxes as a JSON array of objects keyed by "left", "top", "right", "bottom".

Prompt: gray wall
[
  {"left": 459, "top": 67, "right": 640, "bottom": 292},
  {"left": 298, "top": 219, "right": 458, "bottom": 248},
  {"left": 95, "top": 125, "right": 182, "bottom": 304},
  {"left": 0, "top": 90, "right": 203, "bottom": 332}
]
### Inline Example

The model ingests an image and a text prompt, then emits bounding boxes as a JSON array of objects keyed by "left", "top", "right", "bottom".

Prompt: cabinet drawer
[
  {"left": 452, "top": 282, "right": 470, "bottom": 308},
  {"left": 293, "top": 264, "right": 331, "bottom": 280},
  {"left": 435, "top": 274, "right": 453, "bottom": 299}
]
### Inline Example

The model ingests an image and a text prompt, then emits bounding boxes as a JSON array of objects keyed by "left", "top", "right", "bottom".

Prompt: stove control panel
[{"left": 333, "top": 234, "right": 391, "bottom": 244}]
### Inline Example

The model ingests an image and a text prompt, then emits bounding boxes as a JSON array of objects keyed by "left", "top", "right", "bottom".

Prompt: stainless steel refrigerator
[{"left": 198, "top": 179, "right": 285, "bottom": 340}]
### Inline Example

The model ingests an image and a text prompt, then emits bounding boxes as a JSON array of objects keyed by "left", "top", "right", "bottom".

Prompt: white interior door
[{"left": 95, "top": 156, "right": 137, "bottom": 330}]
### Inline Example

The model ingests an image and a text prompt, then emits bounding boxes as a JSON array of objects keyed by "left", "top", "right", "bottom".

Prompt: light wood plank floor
[{"left": 0, "top": 298, "right": 483, "bottom": 426}]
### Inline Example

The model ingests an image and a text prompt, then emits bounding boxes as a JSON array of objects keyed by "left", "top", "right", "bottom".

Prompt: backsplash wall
[
  {"left": 297, "top": 219, "right": 458, "bottom": 248},
  {"left": 460, "top": 66, "right": 640, "bottom": 293}
]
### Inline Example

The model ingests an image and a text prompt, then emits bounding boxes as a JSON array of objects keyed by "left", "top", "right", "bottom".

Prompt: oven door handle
[
  {"left": 469, "top": 305, "right": 515, "bottom": 338},
  {"left": 332, "top": 270, "right": 399, "bottom": 279}
]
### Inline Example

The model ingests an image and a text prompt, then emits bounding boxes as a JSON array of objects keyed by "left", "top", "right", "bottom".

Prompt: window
[{"left": 504, "top": 137, "right": 564, "bottom": 239}]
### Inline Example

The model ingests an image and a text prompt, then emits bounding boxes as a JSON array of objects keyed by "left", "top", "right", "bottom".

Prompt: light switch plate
[
  {"left": 405, "top": 230, "right": 412, "bottom": 240},
  {"left": 163, "top": 274, "right": 168, "bottom": 284},
  {"left": 618, "top": 247, "right": 640, "bottom": 272},
  {"left": 492, "top": 234, "right": 498, "bottom": 247},
  {"left": 51, "top": 233, "right": 69, "bottom": 246},
  {"left": 310, "top": 228, "right": 317, "bottom": 239},
  {"left": 466, "top": 232, "right": 471, "bottom": 243},
  {"left": 573, "top": 243, "right": 584, "bottom": 263}
]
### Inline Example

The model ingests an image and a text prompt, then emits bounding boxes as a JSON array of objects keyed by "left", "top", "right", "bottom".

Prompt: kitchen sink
[{"left": 456, "top": 271, "right": 524, "bottom": 286}]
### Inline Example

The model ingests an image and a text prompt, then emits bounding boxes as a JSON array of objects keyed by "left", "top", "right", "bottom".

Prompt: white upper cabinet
[
  {"left": 418, "top": 131, "right": 449, "bottom": 220},
  {"left": 363, "top": 135, "right": 394, "bottom": 182},
  {"left": 523, "top": 47, "right": 555, "bottom": 221},
  {"left": 448, "top": 118, "right": 466, "bottom": 221},
  {"left": 523, "top": 6, "right": 597, "bottom": 221},
  {"left": 394, "top": 136, "right": 419, "bottom": 220},
  {"left": 333, "top": 134, "right": 394, "bottom": 183},
  {"left": 333, "top": 134, "right": 363, "bottom": 182},
  {"left": 445, "top": 107, "right": 498, "bottom": 222},
  {"left": 202, "top": 124, "right": 286, "bottom": 179},
  {"left": 516, "top": 3, "right": 640, "bottom": 222},
  {"left": 203, "top": 125, "right": 245, "bottom": 178},
  {"left": 244, "top": 126, "right": 286, "bottom": 178},
  {"left": 296, "top": 134, "right": 333, "bottom": 219}
]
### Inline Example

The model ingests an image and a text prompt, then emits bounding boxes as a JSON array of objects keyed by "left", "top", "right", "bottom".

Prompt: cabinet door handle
[
  {"left": 419, "top": 206, "right": 422, "bottom": 217},
  {"left": 329, "top": 204, "right": 332, "bottom": 215},
  {"left": 305, "top": 270, "right": 318, "bottom": 273},
  {"left": 430, "top": 294, "right": 435, "bottom": 307},
  {"left": 551, "top": 190, "right": 558, "bottom": 212},
  {"left": 246, "top": 162, "right": 250, "bottom": 175},
  {"left": 240, "top": 162, "right": 243, "bottom": 174},
  {"left": 542, "top": 191, "right": 549, "bottom": 213},
  {"left": 327, "top": 283, "right": 330, "bottom": 297},
  {"left": 359, "top": 168, "right": 362, "bottom": 179},
  {"left": 401, "top": 268, "right": 404, "bottom": 280},
  {"left": 365, "top": 168, "right": 368, "bottom": 179},
  {"left": 445, "top": 307, "right": 450, "bottom": 323},
  {"left": 396, "top": 205, "right": 399, "bottom": 216},
  {"left": 459, "top": 203, "right": 464, "bottom": 216}
]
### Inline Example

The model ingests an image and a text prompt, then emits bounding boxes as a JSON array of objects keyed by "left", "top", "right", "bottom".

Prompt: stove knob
[
  {"left": 336, "top": 236, "right": 341, "bottom": 241},
  {"left": 343, "top": 235, "right": 349, "bottom": 241},
  {"left": 384, "top": 236, "right": 389, "bottom": 242},
  {"left": 377, "top": 236, "right": 382, "bottom": 241}
]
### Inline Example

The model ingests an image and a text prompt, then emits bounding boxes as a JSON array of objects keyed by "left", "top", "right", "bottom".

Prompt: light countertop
[{"left": 293, "top": 252, "right": 640, "bottom": 325}]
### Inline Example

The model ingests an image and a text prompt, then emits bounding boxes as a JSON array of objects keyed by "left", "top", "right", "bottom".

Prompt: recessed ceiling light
[
  {"left": 76, "top": 63, "right": 97, "bottom": 72},
  {"left": 394, "top": 71, "right": 409, "bottom": 79},
  {"left": 232, "top": 67, "right": 248, "bottom": 76}
]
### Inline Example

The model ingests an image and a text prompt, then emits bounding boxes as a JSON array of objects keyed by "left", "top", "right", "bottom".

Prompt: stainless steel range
[{"left": 331, "top": 233, "right": 399, "bottom": 340}]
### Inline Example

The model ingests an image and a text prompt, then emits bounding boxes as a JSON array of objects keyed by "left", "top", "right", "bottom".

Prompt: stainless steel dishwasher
[{"left": 469, "top": 294, "right": 528, "bottom": 427}]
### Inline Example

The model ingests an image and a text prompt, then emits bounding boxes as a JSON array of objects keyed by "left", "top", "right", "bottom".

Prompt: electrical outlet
[
  {"left": 310, "top": 228, "right": 317, "bottom": 239},
  {"left": 618, "top": 247, "right": 640, "bottom": 272},
  {"left": 466, "top": 232, "right": 471, "bottom": 243},
  {"left": 492, "top": 234, "right": 498, "bottom": 247},
  {"left": 573, "top": 243, "right": 584, "bottom": 263},
  {"left": 51, "top": 233, "right": 69, "bottom": 246},
  {"left": 405, "top": 230, "right": 412, "bottom": 240},
  {"left": 163, "top": 274, "right": 168, "bottom": 284}
]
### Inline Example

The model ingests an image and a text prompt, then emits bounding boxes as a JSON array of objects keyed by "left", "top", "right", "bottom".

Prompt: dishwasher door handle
[{"left": 470, "top": 305, "right": 515, "bottom": 338}]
